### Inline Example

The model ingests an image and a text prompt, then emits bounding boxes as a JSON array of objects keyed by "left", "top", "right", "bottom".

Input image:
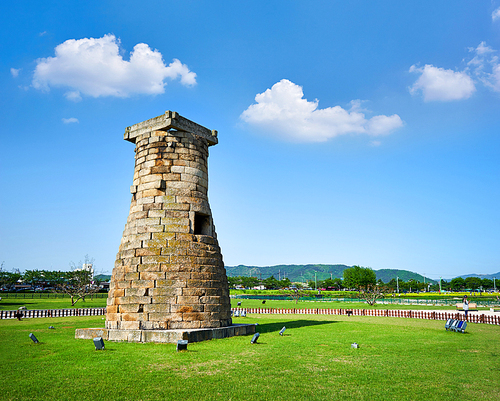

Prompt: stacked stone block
[{"left": 106, "top": 111, "right": 232, "bottom": 331}]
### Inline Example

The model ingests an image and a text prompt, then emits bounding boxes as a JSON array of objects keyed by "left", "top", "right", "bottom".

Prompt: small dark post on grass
[
  {"left": 251, "top": 333, "right": 260, "bottom": 344},
  {"left": 177, "top": 340, "right": 188, "bottom": 352},
  {"left": 29, "top": 333, "right": 39, "bottom": 343},
  {"left": 279, "top": 326, "right": 286, "bottom": 336},
  {"left": 93, "top": 337, "right": 105, "bottom": 350}
]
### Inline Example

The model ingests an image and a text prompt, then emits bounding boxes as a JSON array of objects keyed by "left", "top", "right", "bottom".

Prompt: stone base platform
[{"left": 75, "top": 324, "right": 256, "bottom": 344}]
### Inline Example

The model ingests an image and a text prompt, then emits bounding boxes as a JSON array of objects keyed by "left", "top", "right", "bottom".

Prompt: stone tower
[{"left": 106, "top": 111, "right": 232, "bottom": 331}]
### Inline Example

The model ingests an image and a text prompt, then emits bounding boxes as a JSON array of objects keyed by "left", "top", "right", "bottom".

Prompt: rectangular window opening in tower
[{"left": 194, "top": 212, "right": 212, "bottom": 236}]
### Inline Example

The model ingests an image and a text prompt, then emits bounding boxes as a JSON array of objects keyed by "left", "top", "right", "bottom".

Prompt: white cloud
[
  {"left": 240, "top": 79, "right": 403, "bottom": 142},
  {"left": 10, "top": 68, "right": 20, "bottom": 77},
  {"left": 62, "top": 117, "right": 79, "bottom": 124},
  {"left": 65, "top": 91, "right": 82, "bottom": 102},
  {"left": 410, "top": 42, "right": 500, "bottom": 102},
  {"left": 32, "top": 34, "right": 196, "bottom": 98},
  {"left": 468, "top": 42, "right": 500, "bottom": 92},
  {"left": 492, "top": 7, "right": 500, "bottom": 21},
  {"left": 474, "top": 41, "right": 495, "bottom": 56},
  {"left": 409, "top": 64, "right": 475, "bottom": 101}
]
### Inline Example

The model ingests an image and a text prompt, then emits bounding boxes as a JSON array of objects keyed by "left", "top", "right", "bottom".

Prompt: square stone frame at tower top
[{"left": 107, "top": 111, "right": 232, "bottom": 333}]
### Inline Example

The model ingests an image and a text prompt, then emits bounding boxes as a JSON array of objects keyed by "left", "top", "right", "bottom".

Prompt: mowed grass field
[
  {"left": 0, "top": 296, "right": 107, "bottom": 310},
  {"left": 1, "top": 313, "right": 499, "bottom": 400},
  {"left": 230, "top": 298, "right": 477, "bottom": 311},
  {"left": 0, "top": 296, "right": 481, "bottom": 312}
]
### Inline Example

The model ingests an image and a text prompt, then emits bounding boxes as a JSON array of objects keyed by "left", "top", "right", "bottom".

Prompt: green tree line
[
  {"left": 230, "top": 265, "right": 498, "bottom": 292},
  {"left": 0, "top": 258, "right": 103, "bottom": 306}
]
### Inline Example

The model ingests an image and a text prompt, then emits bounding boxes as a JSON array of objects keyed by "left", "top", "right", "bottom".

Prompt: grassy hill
[
  {"left": 455, "top": 272, "right": 500, "bottom": 280},
  {"left": 375, "top": 269, "right": 435, "bottom": 284},
  {"left": 225, "top": 264, "right": 436, "bottom": 284}
]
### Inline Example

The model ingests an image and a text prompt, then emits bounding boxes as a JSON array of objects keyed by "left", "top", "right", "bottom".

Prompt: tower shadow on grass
[{"left": 255, "top": 319, "right": 337, "bottom": 334}]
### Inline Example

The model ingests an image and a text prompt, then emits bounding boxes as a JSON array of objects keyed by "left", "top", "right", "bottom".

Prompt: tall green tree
[
  {"left": 481, "top": 278, "right": 494, "bottom": 290},
  {"left": 465, "top": 277, "right": 482, "bottom": 290},
  {"left": 22, "top": 270, "right": 45, "bottom": 287},
  {"left": 228, "top": 276, "right": 239, "bottom": 289},
  {"left": 332, "top": 278, "right": 343, "bottom": 289},
  {"left": 386, "top": 278, "right": 397, "bottom": 291},
  {"left": 322, "top": 278, "right": 336, "bottom": 289},
  {"left": 343, "top": 266, "right": 376, "bottom": 290},
  {"left": 0, "top": 270, "right": 21, "bottom": 289},
  {"left": 263, "top": 275, "right": 279, "bottom": 289},
  {"left": 450, "top": 277, "right": 466, "bottom": 291},
  {"left": 240, "top": 276, "right": 261, "bottom": 288},
  {"left": 278, "top": 278, "right": 292, "bottom": 289}
]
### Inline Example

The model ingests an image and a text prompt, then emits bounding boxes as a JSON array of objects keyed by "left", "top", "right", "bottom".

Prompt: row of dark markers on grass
[{"left": 1, "top": 306, "right": 499, "bottom": 326}]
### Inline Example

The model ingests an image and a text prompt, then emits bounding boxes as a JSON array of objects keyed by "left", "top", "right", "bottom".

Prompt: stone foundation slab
[{"left": 75, "top": 324, "right": 256, "bottom": 344}]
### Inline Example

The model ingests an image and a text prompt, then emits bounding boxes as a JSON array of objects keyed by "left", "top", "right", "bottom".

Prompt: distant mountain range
[
  {"left": 225, "top": 264, "right": 438, "bottom": 284},
  {"left": 97, "top": 267, "right": 500, "bottom": 284},
  {"left": 455, "top": 273, "right": 500, "bottom": 280},
  {"left": 95, "top": 274, "right": 111, "bottom": 282}
]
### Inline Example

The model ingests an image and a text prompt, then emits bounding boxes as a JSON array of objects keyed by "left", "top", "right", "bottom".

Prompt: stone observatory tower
[{"left": 106, "top": 111, "right": 232, "bottom": 332}]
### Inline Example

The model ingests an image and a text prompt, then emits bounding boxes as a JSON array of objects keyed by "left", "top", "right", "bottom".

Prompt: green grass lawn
[
  {"left": 0, "top": 296, "right": 107, "bottom": 311},
  {"left": 0, "top": 296, "right": 490, "bottom": 312},
  {"left": 230, "top": 298, "right": 483, "bottom": 311},
  {"left": 1, "top": 314, "right": 499, "bottom": 400}
]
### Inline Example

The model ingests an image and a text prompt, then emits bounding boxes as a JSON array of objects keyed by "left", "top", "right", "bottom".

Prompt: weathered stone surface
[
  {"left": 106, "top": 112, "right": 231, "bottom": 333},
  {"left": 75, "top": 328, "right": 108, "bottom": 340},
  {"left": 75, "top": 322, "right": 255, "bottom": 343}
]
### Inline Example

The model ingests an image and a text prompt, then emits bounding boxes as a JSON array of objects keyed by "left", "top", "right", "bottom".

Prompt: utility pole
[
  {"left": 315, "top": 272, "right": 317, "bottom": 290},
  {"left": 494, "top": 277, "right": 496, "bottom": 291},
  {"left": 397, "top": 276, "right": 399, "bottom": 293},
  {"left": 439, "top": 277, "right": 442, "bottom": 293}
]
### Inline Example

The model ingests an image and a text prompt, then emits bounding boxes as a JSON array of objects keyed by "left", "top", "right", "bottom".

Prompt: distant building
[{"left": 75, "top": 264, "right": 94, "bottom": 280}]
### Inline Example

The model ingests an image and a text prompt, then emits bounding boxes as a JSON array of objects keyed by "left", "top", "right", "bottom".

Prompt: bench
[
  {"left": 454, "top": 321, "right": 467, "bottom": 333},
  {"left": 445, "top": 319, "right": 467, "bottom": 333},
  {"left": 456, "top": 303, "right": 477, "bottom": 311}
]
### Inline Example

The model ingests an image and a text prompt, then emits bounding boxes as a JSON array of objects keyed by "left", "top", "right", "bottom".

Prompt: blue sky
[{"left": 1, "top": 1, "right": 499, "bottom": 280}]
